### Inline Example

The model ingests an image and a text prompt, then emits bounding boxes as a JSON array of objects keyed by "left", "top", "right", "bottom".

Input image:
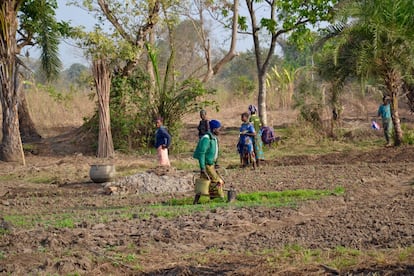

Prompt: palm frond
[{"left": 19, "top": 0, "right": 63, "bottom": 80}]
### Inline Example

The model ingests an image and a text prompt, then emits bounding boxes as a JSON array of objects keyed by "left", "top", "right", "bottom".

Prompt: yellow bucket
[{"left": 194, "top": 177, "right": 210, "bottom": 195}]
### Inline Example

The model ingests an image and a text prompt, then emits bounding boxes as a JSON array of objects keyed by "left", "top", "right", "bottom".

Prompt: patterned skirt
[{"left": 253, "top": 135, "right": 264, "bottom": 160}]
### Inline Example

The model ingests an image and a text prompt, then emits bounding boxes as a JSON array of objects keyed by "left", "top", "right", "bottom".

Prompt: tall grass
[{"left": 25, "top": 85, "right": 95, "bottom": 137}]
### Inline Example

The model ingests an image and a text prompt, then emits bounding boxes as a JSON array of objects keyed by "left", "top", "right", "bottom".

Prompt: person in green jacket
[{"left": 193, "top": 119, "right": 224, "bottom": 204}]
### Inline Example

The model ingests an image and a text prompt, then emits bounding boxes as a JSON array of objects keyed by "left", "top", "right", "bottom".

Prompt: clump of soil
[{"left": 103, "top": 167, "right": 194, "bottom": 195}]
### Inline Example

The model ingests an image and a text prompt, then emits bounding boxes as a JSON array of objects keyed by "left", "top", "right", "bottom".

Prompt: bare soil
[{"left": 0, "top": 123, "right": 413, "bottom": 275}]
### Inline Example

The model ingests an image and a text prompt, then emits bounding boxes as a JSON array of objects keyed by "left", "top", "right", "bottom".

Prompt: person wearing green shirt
[
  {"left": 193, "top": 119, "right": 224, "bottom": 204},
  {"left": 377, "top": 95, "right": 393, "bottom": 147},
  {"left": 248, "top": 105, "right": 264, "bottom": 166}
]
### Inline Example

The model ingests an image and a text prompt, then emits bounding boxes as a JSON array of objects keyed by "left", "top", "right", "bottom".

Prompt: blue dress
[{"left": 238, "top": 123, "right": 255, "bottom": 154}]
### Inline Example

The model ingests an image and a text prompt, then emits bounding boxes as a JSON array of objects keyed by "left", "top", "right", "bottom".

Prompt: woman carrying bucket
[{"left": 192, "top": 119, "right": 224, "bottom": 204}]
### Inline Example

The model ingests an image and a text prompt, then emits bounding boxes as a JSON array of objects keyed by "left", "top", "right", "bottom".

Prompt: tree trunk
[
  {"left": 0, "top": 1, "right": 25, "bottom": 164},
  {"left": 258, "top": 71, "right": 268, "bottom": 126},
  {"left": 384, "top": 69, "right": 403, "bottom": 146},
  {"left": 19, "top": 91, "right": 41, "bottom": 143},
  {"left": 92, "top": 59, "right": 114, "bottom": 158},
  {"left": 402, "top": 81, "right": 414, "bottom": 113},
  {"left": 390, "top": 92, "right": 403, "bottom": 146},
  {"left": 247, "top": 0, "right": 278, "bottom": 127}
]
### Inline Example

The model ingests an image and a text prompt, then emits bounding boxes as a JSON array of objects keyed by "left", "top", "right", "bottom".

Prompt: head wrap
[
  {"left": 209, "top": 119, "right": 221, "bottom": 130},
  {"left": 248, "top": 104, "right": 257, "bottom": 114}
]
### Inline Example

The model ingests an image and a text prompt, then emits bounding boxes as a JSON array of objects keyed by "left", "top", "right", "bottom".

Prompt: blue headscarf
[{"left": 209, "top": 119, "right": 221, "bottom": 130}]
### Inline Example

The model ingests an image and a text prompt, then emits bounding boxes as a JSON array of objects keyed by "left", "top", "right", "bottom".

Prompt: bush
[
  {"left": 402, "top": 124, "right": 414, "bottom": 145},
  {"left": 85, "top": 67, "right": 216, "bottom": 153}
]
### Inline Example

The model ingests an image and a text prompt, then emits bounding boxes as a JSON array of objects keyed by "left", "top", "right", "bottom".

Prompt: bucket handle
[
  {"left": 202, "top": 170, "right": 211, "bottom": 181},
  {"left": 193, "top": 170, "right": 210, "bottom": 184}
]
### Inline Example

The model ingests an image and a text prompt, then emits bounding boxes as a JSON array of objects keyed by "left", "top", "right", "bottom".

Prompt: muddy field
[{"left": 0, "top": 127, "right": 413, "bottom": 275}]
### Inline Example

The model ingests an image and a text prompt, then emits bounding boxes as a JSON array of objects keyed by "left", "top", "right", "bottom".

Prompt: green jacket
[
  {"left": 249, "top": 114, "right": 262, "bottom": 133},
  {"left": 193, "top": 132, "right": 218, "bottom": 170}
]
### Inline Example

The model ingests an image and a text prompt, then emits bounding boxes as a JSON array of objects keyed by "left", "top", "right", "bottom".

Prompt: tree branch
[
  {"left": 210, "top": 0, "right": 240, "bottom": 77},
  {"left": 197, "top": 0, "right": 240, "bottom": 82},
  {"left": 97, "top": 0, "right": 134, "bottom": 43},
  {"left": 135, "top": 1, "right": 160, "bottom": 48},
  {"left": 16, "top": 30, "right": 34, "bottom": 52}
]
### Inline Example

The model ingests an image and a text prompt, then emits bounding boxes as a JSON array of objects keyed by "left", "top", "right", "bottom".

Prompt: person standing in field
[
  {"left": 193, "top": 119, "right": 224, "bottom": 204},
  {"left": 248, "top": 104, "right": 264, "bottom": 166},
  {"left": 197, "top": 109, "right": 210, "bottom": 138},
  {"left": 237, "top": 112, "right": 256, "bottom": 168},
  {"left": 377, "top": 95, "right": 393, "bottom": 147},
  {"left": 154, "top": 117, "right": 172, "bottom": 166}
]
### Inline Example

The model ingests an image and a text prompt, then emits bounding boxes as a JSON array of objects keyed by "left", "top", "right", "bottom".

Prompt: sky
[
  {"left": 55, "top": 0, "right": 96, "bottom": 68},
  {"left": 51, "top": 0, "right": 255, "bottom": 69}
]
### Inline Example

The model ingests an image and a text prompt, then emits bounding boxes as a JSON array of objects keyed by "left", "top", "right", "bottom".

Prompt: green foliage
[
  {"left": 26, "top": 175, "right": 58, "bottom": 184},
  {"left": 279, "top": 37, "right": 314, "bottom": 68},
  {"left": 218, "top": 51, "right": 259, "bottom": 80},
  {"left": 232, "top": 76, "right": 256, "bottom": 96},
  {"left": 240, "top": 0, "right": 337, "bottom": 38},
  {"left": 165, "top": 188, "right": 344, "bottom": 208},
  {"left": 402, "top": 124, "right": 414, "bottom": 145},
  {"left": 84, "top": 69, "right": 150, "bottom": 151},
  {"left": 236, "top": 188, "right": 344, "bottom": 202},
  {"left": 318, "top": 0, "right": 414, "bottom": 145},
  {"left": 322, "top": 0, "right": 414, "bottom": 94},
  {"left": 3, "top": 187, "right": 345, "bottom": 232},
  {"left": 49, "top": 218, "right": 75, "bottom": 229},
  {"left": 145, "top": 44, "right": 216, "bottom": 148},
  {"left": 110, "top": 71, "right": 152, "bottom": 151},
  {"left": 293, "top": 75, "right": 324, "bottom": 129},
  {"left": 85, "top": 62, "right": 215, "bottom": 152},
  {"left": 19, "top": 0, "right": 72, "bottom": 80},
  {"left": 62, "top": 63, "right": 91, "bottom": 88}
]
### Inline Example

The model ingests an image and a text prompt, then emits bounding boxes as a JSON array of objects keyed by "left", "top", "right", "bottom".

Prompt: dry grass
[{"left": 24, "top": 86, "right": 95, "bottom": 137}]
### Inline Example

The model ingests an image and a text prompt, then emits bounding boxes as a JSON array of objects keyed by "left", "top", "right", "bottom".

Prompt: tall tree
[
  {"left": 73, "top": 0, "right": 234, "bottom": 148},
  {"left": 0, "top": 0, "right": 24, "bottom": 163},
  {"left": 239, "top": 0, "right": 337, "bottom": 126},
  {"left": 0, "top": 0, "right": 69, "bottom": 163},
  {"left": 73, "top": 0, "right": 161, "bottom": 154},
  {"left": 323, "top": 0, "right": 414, "bottom": 145},
  {"left": 76, "top": 27, "right": 128, "bottom": 158},
  {"left": 353, "top": 0, "right": 414, "bottom": 146}
]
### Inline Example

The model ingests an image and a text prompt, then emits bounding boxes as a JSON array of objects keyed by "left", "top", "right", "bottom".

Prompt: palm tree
[{"left": 325, "top": 0, "right": 414, "bottom": 146}]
